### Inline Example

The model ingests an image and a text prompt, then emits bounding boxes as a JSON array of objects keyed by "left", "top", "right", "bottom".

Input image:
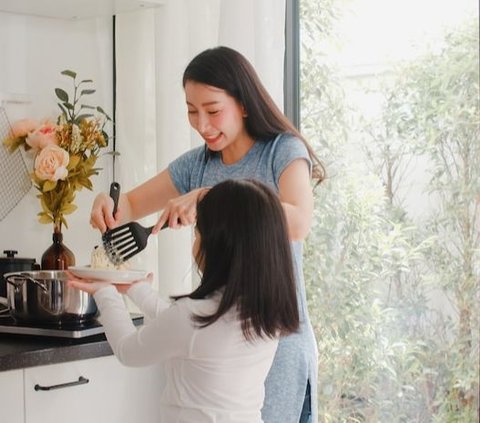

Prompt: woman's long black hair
[
  {"left": 183, "top": 46, "right": 325, "bottom": 185},
  {"left": 173, "top": 179, "right": 299, "bottom": 340}
]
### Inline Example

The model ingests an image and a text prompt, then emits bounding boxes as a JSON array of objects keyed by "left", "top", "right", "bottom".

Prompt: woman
[
  {"left": 91, "top": 46, "right": 324, "bottom": 423},
  {"left": 72, "top": 179, "right": 299, "bottom": 422}
]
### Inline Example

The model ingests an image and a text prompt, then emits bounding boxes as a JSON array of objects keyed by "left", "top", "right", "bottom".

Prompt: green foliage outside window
[{"left": 301, "top": 1, "right": 479, "bottom": 421}]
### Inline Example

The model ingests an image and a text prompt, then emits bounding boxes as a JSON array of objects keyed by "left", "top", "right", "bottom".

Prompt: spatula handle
[{"left": 109, "top": 182, "right": 120, "bottom": 217}]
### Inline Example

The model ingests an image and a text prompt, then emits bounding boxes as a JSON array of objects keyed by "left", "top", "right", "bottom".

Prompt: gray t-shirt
[
  {"left": 168, "top": 133, "right": 318, "bottom": 423},
  {"left": 169, "top": 133, "right": 311, "bottom": 194}
]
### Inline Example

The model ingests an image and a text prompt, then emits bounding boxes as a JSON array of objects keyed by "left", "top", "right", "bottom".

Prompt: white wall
[
  {"left": 0, "top": 11, "right": 114, "bottom": 267},
  {"left": 0, "top": 1, "right": 287, "bottom": 301}
]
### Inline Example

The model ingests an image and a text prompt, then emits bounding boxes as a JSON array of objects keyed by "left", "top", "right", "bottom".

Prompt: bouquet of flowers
[{"left": 3, "top": 70, "right": 111, "bottom": 229}]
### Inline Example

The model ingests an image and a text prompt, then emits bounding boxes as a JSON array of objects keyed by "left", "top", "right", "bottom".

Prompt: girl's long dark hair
[
  {"left": 183, "top": 46, "right": 325, "bottom": 185},
  {"left": 173, "top": 179, "right": 299, "bottom": 340}
]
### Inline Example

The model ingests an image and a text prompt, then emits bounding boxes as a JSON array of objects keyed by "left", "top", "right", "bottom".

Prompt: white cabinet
[
  {"left": 0, "top": 368, "right": 24, "bottom": 423},
  {"left": 1, "top": 355, "right": 164, "bottom": 423},
  {"left": 25, "top": 355, "right": 164, "bottom": 423}
]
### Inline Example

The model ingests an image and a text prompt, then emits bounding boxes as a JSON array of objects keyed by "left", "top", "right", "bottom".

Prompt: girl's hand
[
  {"left": 66, "top": 270, "right": 114, "bottom": 294},
  {"left": 115, "top": 272, "right": 154, "bottom": 294},
  {"left": 67, "top": 278, "right": 112, "bottom": 294},
  {"left": 67, "top": 272, "right": 154, "bottom": 295},
  {"left": 90, "top": 192, "right": 122, "bottom": 233},
  {"left": 153, "top": 187, "right": 209, "bottom": 233}
]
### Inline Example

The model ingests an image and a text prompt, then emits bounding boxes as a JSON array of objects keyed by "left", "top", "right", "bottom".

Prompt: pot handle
[{"left": 5, "top": 273, "right": 48, "bottom": 292}]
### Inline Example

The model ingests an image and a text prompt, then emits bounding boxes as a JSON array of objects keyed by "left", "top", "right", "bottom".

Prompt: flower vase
[{"left": 41, "top": 221, "right": 76, "bottom": 270}]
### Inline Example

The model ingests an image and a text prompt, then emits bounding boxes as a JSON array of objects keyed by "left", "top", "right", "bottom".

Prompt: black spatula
[
  {"left": 102, "top": 184, "right": 167, "bottom": 265},
  {"left": 103, "top": 222, "right": 170, "bottom": 265}
]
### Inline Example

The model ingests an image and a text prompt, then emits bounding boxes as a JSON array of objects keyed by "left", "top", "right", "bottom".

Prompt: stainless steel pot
[
  {"left": 4, "top": 271, "right": 98, "bottom": 324},
  {"left": 0, "top": 250, "right": 39, "bottom": 298}
]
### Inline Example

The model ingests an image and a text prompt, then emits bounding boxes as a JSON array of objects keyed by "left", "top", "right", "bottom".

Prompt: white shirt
[{"left": 94, "top": 282, "right": 279, "bottom": 423}]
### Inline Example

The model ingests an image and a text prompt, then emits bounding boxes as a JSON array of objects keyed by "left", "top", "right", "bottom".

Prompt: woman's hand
[
  {"left": 90, "top": 192, "right": 122, "bottom": 233},
  {"left": 153, "top": 187, "right": 209, "bottom": 233}
]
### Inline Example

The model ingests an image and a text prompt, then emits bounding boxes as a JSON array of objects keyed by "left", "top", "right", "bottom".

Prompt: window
[{"left": 297, "top": 0, "right": 480, "bottom": 420}]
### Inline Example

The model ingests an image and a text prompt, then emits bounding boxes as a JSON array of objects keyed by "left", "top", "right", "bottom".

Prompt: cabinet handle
[{"left": 34, "top": 376, "right": 89, "bottom": 391}]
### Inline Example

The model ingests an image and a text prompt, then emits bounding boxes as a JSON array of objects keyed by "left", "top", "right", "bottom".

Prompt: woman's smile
[
  {"left": 203, "top": 133, "right": 223, "bottom": 145},
  {"left": 184, "top": 81, "right": 253, "bottom": 162}
]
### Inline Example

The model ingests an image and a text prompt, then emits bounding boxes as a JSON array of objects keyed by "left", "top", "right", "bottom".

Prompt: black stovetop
[{"left": 0, "top": 308, "right": 143, "bottom": 339}]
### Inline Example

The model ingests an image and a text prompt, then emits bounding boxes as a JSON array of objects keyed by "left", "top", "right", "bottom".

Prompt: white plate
[{"left": 69, "top": 266, "right": 148, "bottom": 284}]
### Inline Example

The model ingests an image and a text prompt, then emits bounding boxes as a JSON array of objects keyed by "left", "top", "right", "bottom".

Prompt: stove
[{"left": 0, "top": 305, "right": 143, "bottom": 338}]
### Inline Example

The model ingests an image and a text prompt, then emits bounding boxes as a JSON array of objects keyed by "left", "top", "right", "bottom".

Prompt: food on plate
[{"left": 90, "top": 245, "right": 130, "bottom": 270}]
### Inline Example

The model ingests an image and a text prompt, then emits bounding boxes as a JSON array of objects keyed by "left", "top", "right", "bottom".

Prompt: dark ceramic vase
[{"left": 41, "top": 220, "right": 75, "bottom": 270}]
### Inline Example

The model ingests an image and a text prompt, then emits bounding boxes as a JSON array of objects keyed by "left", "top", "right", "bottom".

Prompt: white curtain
[{"left": 115, "top": 0, "right": 286, "bottom": 296}]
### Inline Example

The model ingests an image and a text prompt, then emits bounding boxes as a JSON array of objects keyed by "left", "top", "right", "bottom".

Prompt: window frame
[{"left": 284, "top": 0, "right": 300, "bottom": 130}]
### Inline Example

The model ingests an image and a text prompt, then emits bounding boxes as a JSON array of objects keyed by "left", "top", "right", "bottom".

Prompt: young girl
[
  {"left": 71, "top": 179, "right": 299, "bottom": 422},
  {"left": 90, "top": 46, "right": 324, "bottom": 423}
]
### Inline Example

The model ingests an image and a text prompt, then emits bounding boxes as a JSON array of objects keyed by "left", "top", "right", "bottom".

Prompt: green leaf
[
  {"left": 80, "top": 89, "right": 96, "bottom": 96},
  {"left": 97, "top": 106, "right": 112, "bottom": 120},
  {"left": 63, "top": 102, "right": 74, "bottom": 110},
  {"left": 67, "top": 155, "right": 81, "bottom": 170},
  {"left": 100, "top": 131, "right": 109, "bottom": 147},
  {"left": 43, "top": 180, "right": 57, "bottom": 192},
  {"left": 3, "top": 136, "right": 26, "bottom": 152},
  {"left": 80, "top": 105, "right": 96, "bottom": 110},
  {"left": 79, "top": 79, "right": 93, "bottom": 84},
  {"left": 84, "top": 155, "right": 97, "bottom": 168},
  {"left": 78, "top": 177, "right": 93, "bottom": 190},
  {"left": 55, "top": 88, "right": 69, "bottom": 102},
  {"left": 57, "top": 102, "right": 68, "bottom": 117},
  {"left": 89, "top": 167, "right": 101, "bottom": 175},
  {"left": 61, "top": 70, "right": 77, "bottom": 79},
  {"left": 39, "top": 196, "right": 50, "bottom": 213},
  {"left": 62, "top": 204, "right": 78, "bottom": 215},
  {"left": 38, "top": 214, "right": 53, "bottom": 224}
]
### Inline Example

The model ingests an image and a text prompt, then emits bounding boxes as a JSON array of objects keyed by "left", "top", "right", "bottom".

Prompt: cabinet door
[
  {"left": 25, "top": 355, "right": 164, "bottom": 423},
  {"left": 0, "top": 368, "right": 24, "bottom": 423}
]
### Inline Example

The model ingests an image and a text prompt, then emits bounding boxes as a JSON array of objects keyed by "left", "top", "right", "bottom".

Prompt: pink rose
[
  {"left": 26, "top": 121, "right": 58, "bottom": 150},
  {"left": 34, "top": 144, "right": 69, "bottom": 181},
  {"left": 11, "top": 119, "right": 39, "bottom": 138}
]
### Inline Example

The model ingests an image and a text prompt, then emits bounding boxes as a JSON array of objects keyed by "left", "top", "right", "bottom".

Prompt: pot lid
[{"left": 0, "top": 250, "right": 37, "bottom": 264}]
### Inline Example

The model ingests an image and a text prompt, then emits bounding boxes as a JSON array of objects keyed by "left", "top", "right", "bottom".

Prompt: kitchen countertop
[
  {"left": 0, "top": 332, "right": 113, "bottom": 372},
  {"left": 0, "top": 315, "right": 144, "bottom": 372}
]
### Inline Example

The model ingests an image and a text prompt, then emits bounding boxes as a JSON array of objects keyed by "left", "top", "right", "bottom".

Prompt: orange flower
[
  {"left": 10, "top": 118, "right": 39, "bottom": 138},
  {"left": 34, "top": 144, "right": 69, "bottom": 181},
  {"left": 26, "top": 121, "right": 58, "bottom": 150},
  {"left": 3, "top": 69, "right": 111, "bottom": 226}
]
